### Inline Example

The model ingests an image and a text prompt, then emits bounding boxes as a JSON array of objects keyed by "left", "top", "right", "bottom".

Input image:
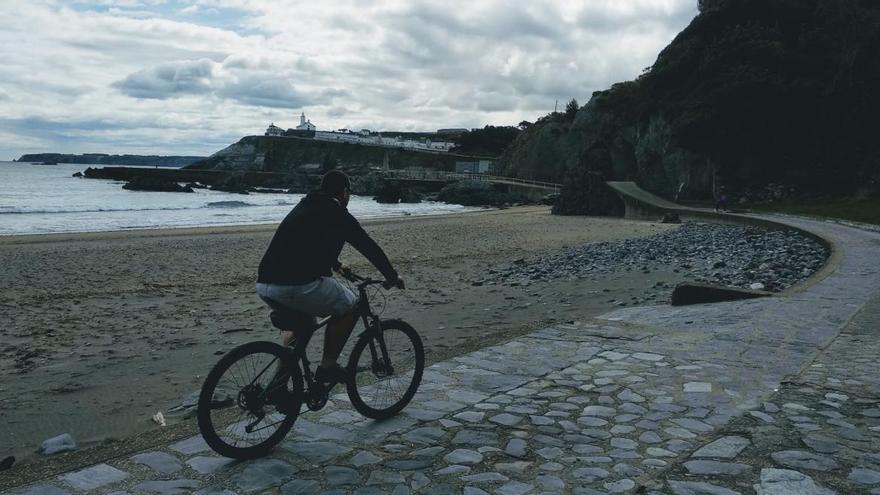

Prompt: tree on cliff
[
  {"left": 565, "top": 99, "right": 579, "bottom": 121},
  {"left": 450, "top": 126, "right": 521, "bottom": 156}
]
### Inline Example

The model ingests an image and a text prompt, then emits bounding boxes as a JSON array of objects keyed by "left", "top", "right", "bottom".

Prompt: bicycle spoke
[
  {"left": 199, "top": 343, "right": 300, "bottom": 458},
  {"left": 353, "top": 326, "right": 420, "bottom": 411}
]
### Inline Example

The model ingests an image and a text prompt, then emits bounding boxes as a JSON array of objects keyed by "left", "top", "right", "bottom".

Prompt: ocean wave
[
  {"left": 0, "top": 205, "right": 194, "bottom": 215},
  {"left": 0, "top": 201, "right": 264, "bottom": 215},
  {"left": 205, "top": 201, "right": 255, "bottom": 208}
]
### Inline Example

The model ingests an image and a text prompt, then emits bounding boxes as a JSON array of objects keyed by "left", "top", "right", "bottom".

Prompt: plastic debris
[
  {"left": 40, "top": 433, "right": 76, "bottom": 455},
  {"left": 152, "top": 411, "right": 167, "bottom": 427}
]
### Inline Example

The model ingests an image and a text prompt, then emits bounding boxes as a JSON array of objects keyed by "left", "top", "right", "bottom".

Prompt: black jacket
[{"left": 257, "top": 192, "right": 398, "bottom": 285}]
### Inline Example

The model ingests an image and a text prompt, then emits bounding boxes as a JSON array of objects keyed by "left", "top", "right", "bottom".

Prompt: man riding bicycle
[{"left": 256, "top": 170, "right": 404, "bottom": 386}]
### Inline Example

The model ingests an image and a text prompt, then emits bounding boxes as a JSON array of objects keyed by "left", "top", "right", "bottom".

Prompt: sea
[{"left": 0, "top": 162, "right": 479, "bottom": 236}]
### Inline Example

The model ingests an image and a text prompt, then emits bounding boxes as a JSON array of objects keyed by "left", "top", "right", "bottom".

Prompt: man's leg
[{"left": 320, "top": 309, "right": 358, "bottom": 369}]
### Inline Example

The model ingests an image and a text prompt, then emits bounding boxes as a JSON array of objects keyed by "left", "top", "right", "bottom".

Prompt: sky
[{"left": 0, "top": 0, "right": 699, "bottom": 159}]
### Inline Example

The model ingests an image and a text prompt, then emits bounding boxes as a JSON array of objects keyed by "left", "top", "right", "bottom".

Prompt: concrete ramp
[
  {"left": 607, "top": 181, "right": 774, "bottom": 226},
  {"left": 606, "top": 181, "right": 682, "bottom": 212}
]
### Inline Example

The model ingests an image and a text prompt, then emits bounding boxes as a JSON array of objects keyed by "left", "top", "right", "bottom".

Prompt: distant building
[
  {"left": 427, "top": 139, "right": 456, "bottom": 151},
  {"left": 296, "top": 112, "right": 316, "bottom": 131},
  {"left": 265, "top": 123, "right": 284, "bottom": 136},
  {"left": 455, "top": 160, "right": 494, "bottom": 174}
]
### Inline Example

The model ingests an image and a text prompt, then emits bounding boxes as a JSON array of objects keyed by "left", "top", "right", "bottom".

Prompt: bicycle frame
[{"left": 286, "top": 278, "right": 390, "bottom": 396}]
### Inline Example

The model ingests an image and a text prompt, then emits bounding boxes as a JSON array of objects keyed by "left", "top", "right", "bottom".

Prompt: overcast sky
[{"left": 0, "top": 0, "right": 698, "bottom": 159}]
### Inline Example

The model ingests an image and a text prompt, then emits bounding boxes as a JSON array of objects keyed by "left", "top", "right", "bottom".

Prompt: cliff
[
  {"left": 16, "top": 153, "right": 204, "bottom": 167},
  {"left": 497, "top": 0, "right": 880, "bottom": 213}
]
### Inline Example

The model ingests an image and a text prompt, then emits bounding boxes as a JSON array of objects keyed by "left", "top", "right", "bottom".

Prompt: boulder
[
  {"left": 373, "top": 182, "right": 402, "bottom": 203},
  {"left": 122, "top": 176, "right": 193, "bottom": 193},
  {"left": 400, "top": 188, "right": 423, "bottom": 204},
  {"left": 438, "top": 181, "right": 529, "bottom": 207},
  {"left": 210, "top": 174, "right": 249, "bottom": 194},
  {"left": 671, "top": 283, "right": 771, "bottom": 306},
  {"left": 661, "top": 212, "right": 681, "bottom": 224}
]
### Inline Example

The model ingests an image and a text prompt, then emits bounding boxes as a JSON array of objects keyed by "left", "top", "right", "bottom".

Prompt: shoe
[{"left": 315, "top": 364, "right": 349, "bottom": 385}]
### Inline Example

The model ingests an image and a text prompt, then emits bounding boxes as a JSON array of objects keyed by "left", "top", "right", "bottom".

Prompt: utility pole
[{"left": 554, "top": 100, "right": 558, "bottom": 113}]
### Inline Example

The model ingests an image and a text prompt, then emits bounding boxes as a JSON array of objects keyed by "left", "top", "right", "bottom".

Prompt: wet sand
[{"left": 0, "top": 206, "right": 681, "bottom": 462}]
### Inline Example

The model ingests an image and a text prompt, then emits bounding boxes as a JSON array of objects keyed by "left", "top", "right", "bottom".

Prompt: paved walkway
[{"left": 6, "top": 215, "right": 880, "bottom": 495}]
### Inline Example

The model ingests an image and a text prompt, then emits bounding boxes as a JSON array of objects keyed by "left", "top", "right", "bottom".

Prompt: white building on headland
[
  {"left": 265, "top": 123, "right": 284, "bottom": 136},
  {"left": 263, "top": 114, "right": 456, "bottom": 152},
  {"left": 313, "top": 130, "right": 455, "bottom": 152},
  {"left": 296, "top": 113, "right": 316, "bottom": 131}
]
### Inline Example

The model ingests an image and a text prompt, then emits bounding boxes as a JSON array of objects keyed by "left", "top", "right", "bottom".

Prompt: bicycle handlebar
[{"left": 339, "top": 269, "right": 402, "bottom": 290}]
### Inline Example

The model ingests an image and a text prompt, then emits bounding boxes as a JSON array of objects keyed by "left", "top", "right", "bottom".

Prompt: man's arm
[{"left": 342, "top": 212, "right": 398, "bottom": 282}]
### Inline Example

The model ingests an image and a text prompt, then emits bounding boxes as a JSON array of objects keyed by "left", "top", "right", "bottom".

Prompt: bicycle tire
[
  {"left": 347, "top": 319, "right": 424, "bottom": 419},
  {"left": 197, "top": 341, "right": 302, "bottom": 459}
]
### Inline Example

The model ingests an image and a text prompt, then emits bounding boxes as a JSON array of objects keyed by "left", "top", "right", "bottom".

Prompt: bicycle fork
[{"left": 367, "top": 325, "right": 395, "bottom": 377}]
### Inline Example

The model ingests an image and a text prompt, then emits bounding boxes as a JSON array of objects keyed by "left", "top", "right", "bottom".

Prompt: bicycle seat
[
  {"left": 260, "top": 297, "right": 318, "bottom": 333},
  {"left": 270, "top": 310, "right": 318, "bottom": 332}
]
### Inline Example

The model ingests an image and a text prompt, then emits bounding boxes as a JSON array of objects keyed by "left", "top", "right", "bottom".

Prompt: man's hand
[{"left": 384, "top": 276, "right": 405, "bottom": 290}]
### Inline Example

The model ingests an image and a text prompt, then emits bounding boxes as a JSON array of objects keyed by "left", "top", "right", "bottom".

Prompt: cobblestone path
[{"left": 7, "top": 216, "right": 880, "bottom": 495}]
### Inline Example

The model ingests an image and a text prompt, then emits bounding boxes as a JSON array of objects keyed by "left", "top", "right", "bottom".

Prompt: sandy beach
[{"left": 0, "top": 206, "right": 681, "bottom": 462}]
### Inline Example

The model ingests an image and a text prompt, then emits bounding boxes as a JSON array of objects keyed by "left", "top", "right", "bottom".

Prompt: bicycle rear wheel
[
  {"left": 347, "top": 319, "right": 424, "bottom": 419},
  {"left": 197, "top": 341, "right": 302, "bottom": 459}
]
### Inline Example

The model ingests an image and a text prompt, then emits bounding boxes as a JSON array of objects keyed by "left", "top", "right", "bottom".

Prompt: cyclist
[{"left": 256, "top": 170, "right": 404, "bottom": 386}]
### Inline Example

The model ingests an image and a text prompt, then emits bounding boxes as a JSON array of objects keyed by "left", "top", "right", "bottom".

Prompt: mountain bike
[{"left": 196, "top": 272, "right": 424, "bottom": 459}]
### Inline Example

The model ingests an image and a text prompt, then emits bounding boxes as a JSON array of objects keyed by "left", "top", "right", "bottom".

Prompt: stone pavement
[{"left": 6, "top": 215, "right": 880, "bottom": 495}]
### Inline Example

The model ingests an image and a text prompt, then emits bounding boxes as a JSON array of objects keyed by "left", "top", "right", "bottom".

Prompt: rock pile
[{"left": 491, "top": 222, "right": 827, "bottom": 292}]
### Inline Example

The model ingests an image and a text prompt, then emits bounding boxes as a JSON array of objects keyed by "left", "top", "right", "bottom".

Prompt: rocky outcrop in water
[
  {"left": 437, "top": 181, "right": 531, "bottom": 207},
  {"left": 122, "top": 176, "right": 193, "bottom": 193}
]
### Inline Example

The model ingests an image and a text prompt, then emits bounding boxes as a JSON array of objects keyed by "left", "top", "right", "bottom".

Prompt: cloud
[
  {"left": 113, "top": 58, "right": 216, "bottom": 99},
  {"left": 0, "top": 0, "right": 699, "bottom": 159},
  {"left": 219, "top": 76, "right": 305, "bottom": 108},
  {"left": 112, "top": 58, "right": 335, "bottom": 108}
]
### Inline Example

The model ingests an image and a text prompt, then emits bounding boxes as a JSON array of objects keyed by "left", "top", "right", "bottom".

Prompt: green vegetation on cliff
[
  {"left": 498, "top": 0, "right": 880, "bottom": 213},
  {"left": 450, "top": 126, "right": 520, "bottom": 157}
]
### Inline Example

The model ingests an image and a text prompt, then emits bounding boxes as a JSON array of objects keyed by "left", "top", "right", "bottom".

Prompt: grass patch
[{"left": 748, "top": 198, "right": 880, "bottom": 226}]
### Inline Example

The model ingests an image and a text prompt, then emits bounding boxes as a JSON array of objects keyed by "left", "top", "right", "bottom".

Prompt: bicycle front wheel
[
  {"left": 197, "top": 341, "right": 302, "bottom": 459},
  {"left": 347, "top": 319, "right": 424, "bottom": 419}
]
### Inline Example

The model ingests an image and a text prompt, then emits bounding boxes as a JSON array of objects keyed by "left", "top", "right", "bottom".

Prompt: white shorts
[{"left": 256, "top": 277, "right": 357, "bottom": 317}]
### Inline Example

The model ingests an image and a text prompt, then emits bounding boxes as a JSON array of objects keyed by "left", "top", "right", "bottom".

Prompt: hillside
[
  {"left": 15, "top": 153, "right": 204, "bottom": 167},
  {"left": 498, "top": 0, "right": 880, "bottom": 213}
]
